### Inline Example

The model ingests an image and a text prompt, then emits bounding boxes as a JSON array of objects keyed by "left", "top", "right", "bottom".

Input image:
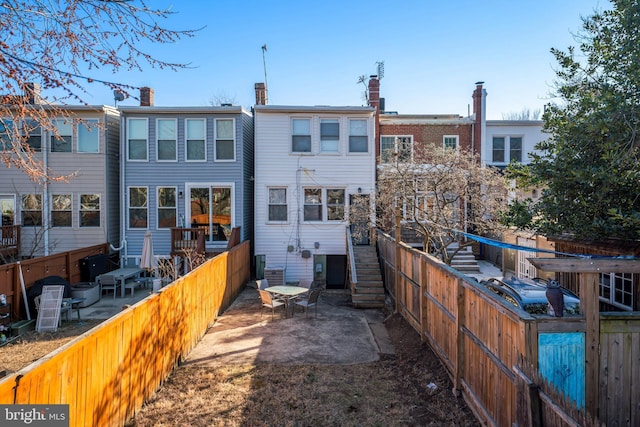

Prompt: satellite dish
[{"left": 113, "top": 90, "right": 125, "bottom": 102}]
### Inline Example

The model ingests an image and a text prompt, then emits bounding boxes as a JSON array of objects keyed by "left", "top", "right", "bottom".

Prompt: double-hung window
[
  {"left": 320, "top": 119, "right": 339, "bottom": 153},
  {"left": 381, "top": 136, "right": 412, "bottom": 162},
  {"left": 157, "top": 119, "right": 177, "bottom": 161},
  {"left": 186, "top": 119, "right": 206, "bottom": 161},
  {"left": 292, "top": 118, "right": 311, "bottom": 153},
  {"left": 22, "top": 119, "right": 42, "bottom": 152},
  {"left": 349, "top": 119, "right": 368, "bottom": 153},
  {"left": 509, "top": 137, "right": 523, "bottom": 162},
  {"left": 493, "top": 136, "right": 523, "bottom": 163},
  {"left": 21, "top": 194, "right": 42, "bottom": 226},
  {"left": 80, "top": 194, "right": 100, "bottom": 227},
  {"left": 127, "top": 118, "right": 148, "bottom": 160},
  {"left": 157, "top": 187, "right": 177, "bottom": 228},
  {"left": 304, "top": 188, "right": 322, "bottom": 221},
  {"left": 303, "top": 188, "right": 345, "bottom": 221},
  {"left": 0, "top": 120, "right": 13, "bottom": 151},
  {"left": 600, "top": 272, "right": 634, "bottom": 310},
  {"left": 492, "top": 137, "right": 505, "bottom": 162},
  {"left": 215, "top": 118, "right": 235, "bottom": 161},
  {"left": 443, "top": 135, "right": 458, "bottom": 150},
  {"left": 78, "top": 119, "right": 99, "bottom": 153},
  {"left": 327, "top": 189, "right": 345, "bottom": 220},
  {"left": 51, "top": 119, "right": 72, "bottom": 152},
  {"left": 51, "top": 194, "right": 72, "bottom": 227},
  {"left": 129, "top": 187, "right": 148, "bottom": 228},
  {"left": 268, "top": 188, "right": 287, "bottom": 222}
]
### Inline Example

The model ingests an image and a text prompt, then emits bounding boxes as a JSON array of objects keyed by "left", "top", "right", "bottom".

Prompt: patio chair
[
  {"left": 294, "top": 288, "right": 321, "bottom": 317},
  {"left": 258, "top": 289, "right": 285, "bottom": 319},
  {"left": 256, "top": 279, "right": 269, "bottom": 290},
  {"left": 97, "top": 275, "right": 118, "bottom": 299}
]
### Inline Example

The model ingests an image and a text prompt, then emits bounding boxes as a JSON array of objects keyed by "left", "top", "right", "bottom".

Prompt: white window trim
[
  {"left": 50, "top": 193, "right": 73, "bottom": 228},
  {"left": 291, "top": 117, "right": 313, "bottom": 155},
  {"left": 156, "top": 186, "right": 178, "bottom": 230},
  {"left": 126, "top": 118, "right": 149, "bottom": 162},
  {"left": 319, "top": 118, "right": 341, "bottom": 155},
  {"left": 347, "top": 118, "right": 370, "bottom": 155},
  {"left": 50, "top": 118, "right": 73, "bottom": 153},
  {"left": 156, "top": 118, "right": 178, "bottom": 162},
  {"left": 214, "top": 118, "right": 236, "bottom": 162},
  {"left": 185, "top": 118, "right": 207, "bottom": 162},
  {"left": 184, "top": 182, "right": 235, "bottom": 247},
  {"left": 491, "top": 135, "right": 524, "bottom": 164},
  {"left": 599, "top": 272, "right": 634, "bottom": 311},
  {"left": 77, "top": 118, "right": 100, "bottom": 154},
  {"left": 79, "top": 193, "right": 101, "bottom": 228},
  {"left": 443, "top": 135, "right": 459, "bottom": 150},
  {"left": 380, "top": 135, "right": 413, "bottom": 162},
  {"left": 266, "top": 186, "right": 289, "bottom": 224},
  {"left": 127, "top": 185, "right": 149, "bottom": 230},
  {"left": 301, "top": 187, "right": 347, "bottom": 223}
]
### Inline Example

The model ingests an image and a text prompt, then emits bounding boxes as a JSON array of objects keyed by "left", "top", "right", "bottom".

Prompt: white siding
[
  {"left": 484, "top": 121, "right": 547, "bottom": 166},
  {"left": 254, "top": 108, "right": 376, "bottom": 283}
]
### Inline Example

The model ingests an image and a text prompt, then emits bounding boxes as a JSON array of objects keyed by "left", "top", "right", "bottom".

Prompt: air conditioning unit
[{"left": 263, "top": 266, "right": 285, "bottom": 286}]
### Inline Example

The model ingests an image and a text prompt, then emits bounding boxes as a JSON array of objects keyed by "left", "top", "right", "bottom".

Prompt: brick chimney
[
  {"left": 23, "top": 82, "right": 42, "bottom": 105},
  {"left": 472, "top": 82, "right": 486, "bottom": 159},
  {"left": 140, "top": 87, "right": 154, "bottom": 107},
  {"left": 368, "top": 76, "right": 381, "bottom": 163},
  {"left": 255, "top": 82, "right": 267, "bottom": 105}
]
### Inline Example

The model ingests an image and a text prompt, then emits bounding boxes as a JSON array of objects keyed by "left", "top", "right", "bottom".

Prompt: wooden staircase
[
  {"left": 350, "top": 245, "right": 386, "bottom": 308},
  {"left": 447, "top": 243, "right": 480, "bottom": 273}
]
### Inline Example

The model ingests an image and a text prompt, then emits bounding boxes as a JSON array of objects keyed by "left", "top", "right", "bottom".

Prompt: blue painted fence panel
[{"left": 538, "top": 332, "right": 585, "bottom": 409}]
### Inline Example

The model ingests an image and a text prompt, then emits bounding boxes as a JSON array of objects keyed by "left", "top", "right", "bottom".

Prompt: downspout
[
  {"left": 43, "top": 127, "right": 49, "bottom": 256},
  {"left": 110, "top": 115, "right": 127, "bottom": 264}
]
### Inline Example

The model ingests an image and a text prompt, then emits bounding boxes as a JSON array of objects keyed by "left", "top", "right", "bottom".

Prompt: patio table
[{"left": 265, "top": 285, "right": 309, "bottom": 317}]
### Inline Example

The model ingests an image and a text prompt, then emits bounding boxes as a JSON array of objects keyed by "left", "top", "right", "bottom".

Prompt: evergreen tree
[{"left": 505, "top": 0, "right": 640, "bottom": 241}]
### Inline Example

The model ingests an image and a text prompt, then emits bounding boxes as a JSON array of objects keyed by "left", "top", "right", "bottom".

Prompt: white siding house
[
  {"left": 254, "top": 105, "right": 376, "bottom": 288},
  {"left": 484, "top": 120, "right": 546, "bottom": 167}
]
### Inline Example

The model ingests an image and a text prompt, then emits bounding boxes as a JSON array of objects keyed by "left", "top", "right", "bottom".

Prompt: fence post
[
  {"left": 581, "top": 272, "right": 600, "bottom": 418},
  {"left": 515, "top": 366, "right": 542, "bottom": 427},
  {"left": 394, "top": 205, "right": 401, "bottom": 314},
  {"left": 453, "top": 278, "right": 465, "bottom": 396}
]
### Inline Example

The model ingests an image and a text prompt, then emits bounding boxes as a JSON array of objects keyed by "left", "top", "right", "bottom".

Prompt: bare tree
[
  {"left": 208, "top": 91, "right": 238, "bottom": 106},
  {"left": 351, "top": 145, "right": 509, "bottom": 264},
  {"left": 0, "top": 1, "right": 198, "bottom": 182},
  {"left": 501, "top": 108, "right": 542, "bottom": 120}
]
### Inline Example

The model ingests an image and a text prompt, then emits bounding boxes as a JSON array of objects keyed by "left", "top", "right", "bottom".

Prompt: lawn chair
[
  {"left": 294, "top": 288, "right": 321, "bottom": 317},
  {"left": 258, "top": 289, "right": 285, "bottom": 319}
]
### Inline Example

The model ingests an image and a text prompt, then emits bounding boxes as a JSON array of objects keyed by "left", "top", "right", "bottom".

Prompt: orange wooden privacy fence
[{"left": 0, "top": 241, "right": 250, "bottom": 427}]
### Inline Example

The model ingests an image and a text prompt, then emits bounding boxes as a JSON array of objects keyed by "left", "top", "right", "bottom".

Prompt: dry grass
[
  {"left": 127, "top": 314, "right": 480, "bottom": 427},
  {"left": 0, "top": 319, "right": 104, "bottom": 374},
  {"left": 0, "top": 305, "right": 480, "bottom": 426}
]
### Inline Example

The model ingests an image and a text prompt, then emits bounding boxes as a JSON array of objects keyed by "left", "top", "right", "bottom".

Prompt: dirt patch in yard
[
  {"left": 0, "top": 319, "right": 104, "bottom": 375},
  {"left": 0, "top": 305, "right": 480, "bottom": 426},
  {"left": 126, "top": 313, "right": 480, "bottom": 426}
]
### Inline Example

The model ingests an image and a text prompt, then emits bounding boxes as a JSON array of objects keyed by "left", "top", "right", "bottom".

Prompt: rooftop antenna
[
  {"left": 113, "top": 90, "right": 125, "bottom": 107},
  {"left": 376, "top": 61, "right": 385, "bottom": 79},
  {"left": 261, "top": 44, "right": 269, "bottom": 104}
]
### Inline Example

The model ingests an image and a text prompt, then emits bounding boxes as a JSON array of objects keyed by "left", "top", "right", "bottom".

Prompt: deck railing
[
  {"left": 0, "top": 225, "right": 20, "bottom": 259},
  {"left": 170, "top": 227, "right": 205, "bottom": 257}
]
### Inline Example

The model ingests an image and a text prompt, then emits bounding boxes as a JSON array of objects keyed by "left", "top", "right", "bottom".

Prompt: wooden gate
[{"left": 538, "top": 332, "right": 585, "bottom": 409}]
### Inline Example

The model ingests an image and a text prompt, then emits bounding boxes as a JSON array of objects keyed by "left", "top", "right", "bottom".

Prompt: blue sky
[{"left": 82, "top": 0, "right": 608, "bottom": 119}]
